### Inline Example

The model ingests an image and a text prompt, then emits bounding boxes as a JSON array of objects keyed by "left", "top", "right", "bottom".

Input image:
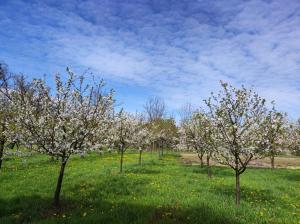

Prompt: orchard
[{"left": 0, "top": 64, "right": 299, "bottom": 223}]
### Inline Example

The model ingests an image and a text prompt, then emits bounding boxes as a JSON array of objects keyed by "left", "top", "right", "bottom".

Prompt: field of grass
[{"left": 0, "top": 152, "right": 299, "bottom": 224}]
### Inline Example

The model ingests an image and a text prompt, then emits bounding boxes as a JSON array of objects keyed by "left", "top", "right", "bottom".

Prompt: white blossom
[{"left": 10, "top": 68, "right": 115, "bottom": 205}]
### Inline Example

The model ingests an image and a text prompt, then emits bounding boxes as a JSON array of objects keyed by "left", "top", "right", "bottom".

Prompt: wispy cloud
[{"left": 0, "top": 0, "right": 300, "bottom": 117}]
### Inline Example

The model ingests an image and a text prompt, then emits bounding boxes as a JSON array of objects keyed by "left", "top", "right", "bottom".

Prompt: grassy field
[{"left": 0, "top": 152, "right": 299, "bottom": 224}]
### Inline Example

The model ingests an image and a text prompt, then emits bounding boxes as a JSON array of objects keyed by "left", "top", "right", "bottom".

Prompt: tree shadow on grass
[
  {"left": 191, "top": 167, "right": 207, "bottom": 174},
  {"left": 126, "top": 166, "right": 161, "bottom": 175},
  {"left": 190, "top": 166, "right": 233, "bottom": 178},
  {"left": 145, "top": 160, "right": 173, "bottom": 166},
  {"left": 2, "top": 158, "right": 56, "bottom": 172},
  {"left": 212, "top": 167, "right": 234, "bottom": 177},
  {"left": 0, "top": 166, "right": 247, "bottom": 224},
  {"left": 0, "top": 194, "right": 243, "bottom": 224},
  {"left": 69, "top": 174, "right": 152, "bottom": 198},
  {"left": 279, "top": 171, "right": 300, "bottom": 182},
  {"left": 0, "top": 195, "right": 77, "bottom": 223},
  {"left": 210, "top": 184, "right": 277, "bottom": 204}
]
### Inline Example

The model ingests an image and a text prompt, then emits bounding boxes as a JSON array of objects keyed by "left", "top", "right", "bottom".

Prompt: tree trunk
[
  {"left": 235, "top": 171, "right": 240, "bottom": 206},
  {"left": 54, "top": 159, "right": 67, "bottom": 206},
  {"left": 139, "top": 150, "right": 142, "bottom": 165},
  {"left": 0, "top": 138, "right": 5, "bottom": 170},
  {"left": 207, "top": 155, "right": 211, "bottom": 178},
  {"left": 120, "top": 148, "right": 124, "bottom": 173},
  {"left": 198, "top": 152, "right": 203, "bottom": 168},
  {"left": 151, "top": 142, "right": 154, "bottom": 154},
  {"left": 158, "top": 142, "right": 161, "bottom": 159},
  {"left": 270, "top": 155, "right": 275, "bottom": 169}
]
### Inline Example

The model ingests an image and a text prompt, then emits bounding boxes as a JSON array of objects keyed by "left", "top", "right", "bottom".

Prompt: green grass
[{"left": 0, "top": 152, "right": 299, "bottom": 224}]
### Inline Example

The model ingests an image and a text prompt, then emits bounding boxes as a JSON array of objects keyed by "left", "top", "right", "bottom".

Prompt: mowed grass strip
[{"left": 0, "top": 152, "right": 299, "bottom": 224}]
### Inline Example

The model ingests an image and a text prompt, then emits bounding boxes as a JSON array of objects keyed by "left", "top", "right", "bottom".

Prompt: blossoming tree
[
  {"left": 0, "top": 63, "right": 11, "bottom": 170},
  {"left": 205, "top": 81, "right": 267, "bottom": 205},
  {"left": 180, "top": 113, "right": 206, "bottom": 166},
  {"left": 195, "top": 112, "right": 217, "bottom": 177},
  {"left": 289, "top": 119, "right": 300, "bottom": 156},
  {"left": 113, "top": 110, "right": 139, "bottom": 173},
  {"left": 180, "top": 111, "right": 217, "bottom": 176},
  {"left": 261, "top": 103, "right": 287, "bottom": 169},
  {"left": 12, "top": 68, "right": 114, "bottom": 206},
  {"left": 132, "top": 116, "right": 151, "bottom": 165},
  {"left": 0, "top": 64, "right": 27, "bottom": 169}
]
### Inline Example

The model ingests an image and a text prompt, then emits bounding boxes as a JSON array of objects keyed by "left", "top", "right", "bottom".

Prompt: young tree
[
  {"left": 0, "top": 63, "right": 24, "bottom": 169},
  {"left": 180, "top": 111, "right": 217, "bottom": 176},
  {"left": 197, "top": 113, "right": 217, "bottom": 178},
  {"left": 0, "top": 62, "right": 11, "bottom": 169},
  {"left": 180, "top": 113, "right": 206, "bottom": 167},
  {"left": 12, "top": 68, "right": 114, "bottom": 206},
  {"left": 205, "top": 81, "right": 267, "bottom": 205},
  {"left": 133, "top": 118, "right": 150, "bottom": 165},
  {"left": 113, "top": 110, "right": 139, "bottom": 173},
  {"left": 289, "top": 119, "right": 300, "bottom": 156},
  {"left": 261, "top": 103, "right": 286, "bottom": 169}
]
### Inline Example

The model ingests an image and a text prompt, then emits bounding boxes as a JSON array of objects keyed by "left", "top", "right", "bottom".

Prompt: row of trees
[
  {"left": 1, "top": 62, "right": 299, "bottom": 207},
  {"left": 179, "top": 82, "right": 300, "bottom": 205},
  {"left": 0, "top": 64, "right": 178, "bottom": 206}
]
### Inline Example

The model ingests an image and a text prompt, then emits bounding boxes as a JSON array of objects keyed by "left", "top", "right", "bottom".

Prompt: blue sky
[{"left": 0, "top": 0, "right": 300, "bottom": 118}]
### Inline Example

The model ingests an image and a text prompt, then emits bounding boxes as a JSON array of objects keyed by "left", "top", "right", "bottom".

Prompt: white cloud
[{"left": 0, "top": 0, "right": 300, "bottom": 118}]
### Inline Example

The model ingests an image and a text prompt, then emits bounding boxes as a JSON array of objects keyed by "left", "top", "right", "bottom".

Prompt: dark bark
[
  {"left": 207, "top": 155, "right": 212, "bottom": 178},
  {"left": 197, "top": 152, "right": 204, "bottom": 167},
  {"left": 158, "top": 142, "right": 161, "bottom": 159},
  {"left": 54, "top": 159, "right": 67, "bottom": 206},
  {"left": 139, "top": 150, "right": 142, "bottom": 165},
  {"left": 235, "top": 171, "right": 240, "bottom": 206},
  {"left": 120, "top": 148, "right": 124, "bottom": 173},
  {"left": 270, "top": 155, "right": 275, "bottom": 169},
  {"left": 0, "top": 138, "right": 5, "bottom": 170}
]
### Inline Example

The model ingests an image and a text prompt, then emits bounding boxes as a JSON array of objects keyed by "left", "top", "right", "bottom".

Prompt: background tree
[
  {"left": 179, "top": 103, "right": 194, "bottom": 124},
  {"left": 143, "top": 96, "right": 165, "bottom": 122},
  {"left": 12, "top": 68, "right": 114, "bottom": 206},
  {"left": 143, "top": 96, "right": 168, "bottom": 154},
  {"left": 205, "top": 81, "right": 267, "bottom": 205},
  {"left": 180, "top": 111, "right": 217, "bottom": 176},
  {"left": 289, "top": 119, "right": 300, "bottom": 156},
  {"left": 0, "top": 63, "right": 27, "bottom": 169},
  {"left": 113, "top": 110, "right": 139, "bottom": 173},
  {"left": 180, "top": 113, "right": 206, "bottom": 167},
  {"left": 149, "top": 118, "right": 178, "bottom": 158},
  {"left": 261, "top": 103, "right": 287, "bottom": 169},
  {"left": 196, "top": 112, "right": 217, "bottom": 177},
  {"left": 0, "top": 62, "right": 11, "bottom": 170},
  {"left": 132, "top": 116, "right": 151, "bottom": 165}
]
